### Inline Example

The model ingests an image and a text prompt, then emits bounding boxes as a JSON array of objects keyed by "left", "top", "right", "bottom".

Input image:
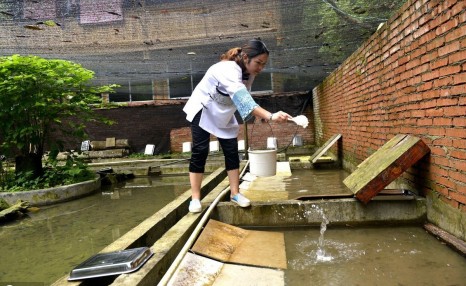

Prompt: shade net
[{"left": 0, "top": 0, "right": 405, "bottom": 96}]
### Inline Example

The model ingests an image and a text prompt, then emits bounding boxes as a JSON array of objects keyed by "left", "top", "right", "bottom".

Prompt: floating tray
[{"left": 68, "top": 247, "right": 153, "bottom": 281}]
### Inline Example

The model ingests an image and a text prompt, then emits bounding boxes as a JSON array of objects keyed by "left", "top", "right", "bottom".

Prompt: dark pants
[{"left": 189, "top": 111, "right": 240, "bottom": 173}]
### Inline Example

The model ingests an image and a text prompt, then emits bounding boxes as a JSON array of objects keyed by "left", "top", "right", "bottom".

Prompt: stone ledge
[{"left": 0, "top": 176, "right": 101, "bottom": 207}]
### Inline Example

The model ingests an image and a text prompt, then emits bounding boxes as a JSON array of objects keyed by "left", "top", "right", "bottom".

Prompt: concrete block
[
  {"left": 182, "top": 142, "right": 192, "bottom": 153},
  {"left": 267, "top": 137, "right": 277, "bottom": 149},
  {"left": 210, "top": 141, "right": 220, "bottom": 152}
]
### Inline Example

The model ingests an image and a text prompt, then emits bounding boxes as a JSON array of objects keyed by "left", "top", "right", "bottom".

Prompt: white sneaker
[
  {"left": 189, "top": 199, "right": 202, "bottom": 213},
  {"left": 231, "top": 193, "right": 251, "bottom": 207}
]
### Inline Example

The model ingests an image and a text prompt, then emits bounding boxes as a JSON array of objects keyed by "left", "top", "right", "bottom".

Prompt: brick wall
[
  {"left": 312, "top": 0, "right": 466, "bottom": 232},
  {"left": 170, "top": 92, "right": 315, "bottom": 152},
  {"left": 82, "top": 92, "right": 314, "bottom": 154}
]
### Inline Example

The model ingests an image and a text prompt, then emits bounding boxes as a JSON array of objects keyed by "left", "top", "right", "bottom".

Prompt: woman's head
[{"left": 220, "top": 39, "right": 269, "bottom": 76}]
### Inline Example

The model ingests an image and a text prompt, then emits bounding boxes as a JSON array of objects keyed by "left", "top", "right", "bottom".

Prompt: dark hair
[
  {"left": 220, "top": 39, "right": 269, "bottom": 61},
  {"left": 241, "top": 39, "right": 269, "bottom": 59}
]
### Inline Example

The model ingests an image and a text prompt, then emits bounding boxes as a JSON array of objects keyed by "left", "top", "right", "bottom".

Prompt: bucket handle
[{"left": 248, "top": 117, "right": 275, "bottom": 151}]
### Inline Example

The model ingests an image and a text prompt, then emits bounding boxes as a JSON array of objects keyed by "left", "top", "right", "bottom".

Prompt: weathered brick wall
[
  {"left": 82, "top": 92, "right": 314, "bottom": 154},
  {"left": 170, "top": 95, "right": 314, "bottom": 153},
  {"left": 85, "top": 101, "right": 188, "bottom": 154},
  {"left": 313, "top": 0, "right": 465, "bottom": 220}
]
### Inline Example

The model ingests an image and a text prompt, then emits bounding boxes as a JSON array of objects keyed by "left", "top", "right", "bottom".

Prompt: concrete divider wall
[
  {"left": 0, "top": 176, "right": 101, "bottom": 206},
  {"left": 312, "top": 0, "right": 466, "bottom": 240}
]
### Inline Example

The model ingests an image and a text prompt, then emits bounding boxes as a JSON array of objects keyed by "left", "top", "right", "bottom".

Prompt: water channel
[
  {"left": 281, "top": 170, "right": 466, "bottom": 285},
  {"left": 1, "top": 168, "right": 465, "bottom": 285},
  {"left": 0, "top": 175, "right": 190, "bottom": 285}
]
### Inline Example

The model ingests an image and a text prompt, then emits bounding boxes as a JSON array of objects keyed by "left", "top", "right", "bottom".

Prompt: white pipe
[{"left": 157, "top": 162, "right": 250, "bottom": 286}]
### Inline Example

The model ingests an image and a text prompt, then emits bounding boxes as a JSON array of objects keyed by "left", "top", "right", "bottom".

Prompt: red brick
[
  {"left": 436, "top": 97, "right": 458, "bottom": 107},
  {"left": 433, "top": 76, "right": 453, "bottom": 88},
  {"left": 422, "top": 69, "right": 440, "bottom": 81},
  {"left": 453, "top": 139, "right": 466, "bottom": 148},
  {"left": 426, "top": 36, "right": 445, "bottom": 51},
  {"left": 450, "top": 190, "right": 466, "bottom": 205},
  {"left": 418, "top": 118, "right": 433, "bottom": 125},
  {"left": 432, "top": 9, "right": 453, "bottom": 32},
  {"left": 453, "top": 117, "right": 466, "bottom": 126},
  {"left": 452, "top": 73, "right": 466, "bottom": 85},
  {"left": 419, "top": 99, "right": 438, "bottom": 109},
  {"left": 448, "top": 49, "right": 466, "bottom": 64},
  {"left": 443, "top": 106, "right": 466, "bottom": 116},
  {"left": 456, "top": 182, "right": 466, "bottom": 195},
  {"left": 450, "top": 150, "right": 466, "bottom": 160},
  {"left": 445, "top": 24, "right": 466, "bottom": 42},
  {"left": 438, "top": 65, "right": 461, "bottom": 77},
  {"left": 440, "top": 195, "right": 460, "bottom": 209},
  {"left": 430, "top": 164, "right": 450, "bottom": 177},
  {"left": 427, "top": 127, "right": 446, "bottom": 136},
  {"left": 461, "top": 37, "right": 466, "bottom": 49},
  {"left": 446, "top": 127, "right": 466, "bottom": 137},
  {"left": 442, "top": 85, "right": 466, "bottom": 96},
  {"left": 433, "top": 117, "right": 453, "bottom": 126},
  {"left": 434, "top": 172, "right": 457, "bottom": 188},
  {"left": 449, "top": 169, "right": 466, "bottom": 183},
  {"left": 439, "top": 41, "right": 461, "bottom": 57},
  {"left": 425, "top": 107, "right": 444, "bottom": 117},
  {"left": 436, "top": 17, "right": 459, "bottom": 36},
  {"left": 450, "top": 1, "right": 466, "bottom": 17},
  {"left": 428, "top": 56, "right": 447, "bottom": 69}
]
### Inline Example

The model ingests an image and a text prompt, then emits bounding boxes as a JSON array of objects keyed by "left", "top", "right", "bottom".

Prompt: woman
[{"left": 183, "top": 39, "right": 291, "bottom": 213}]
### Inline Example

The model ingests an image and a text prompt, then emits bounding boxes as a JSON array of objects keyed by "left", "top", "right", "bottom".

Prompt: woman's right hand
[{"left": 271, "top": 111, "right": 292, "bottom": 122}]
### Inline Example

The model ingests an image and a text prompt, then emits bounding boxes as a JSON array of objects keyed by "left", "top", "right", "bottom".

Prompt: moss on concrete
[{"left": 426, "top": 191, "right": 466, "bottom": 241}]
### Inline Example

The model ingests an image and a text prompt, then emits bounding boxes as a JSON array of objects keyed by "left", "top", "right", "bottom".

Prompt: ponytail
[{"left": 220, "top": 47, "right": 242, "bottom": 61}]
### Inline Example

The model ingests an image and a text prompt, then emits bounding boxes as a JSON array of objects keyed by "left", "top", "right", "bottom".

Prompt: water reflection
[
  {"left": 285, "top": 226, "right": 466, "bottom": 285},
  {"left": 284, "top": 169, "right": 352, "bottom": 199},
  {"left": 0, "top": 175, "right": 189, "bottom": 285}
]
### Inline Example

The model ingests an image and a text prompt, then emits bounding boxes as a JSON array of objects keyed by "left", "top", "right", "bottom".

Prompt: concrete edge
[
  {"left": 51, "top": 167, "right": 228, "bottom": 286},
  {"left": 110, "top": 174, "right": 232, "bottom": 286},
  {"left": 0, "top": 176, "right": 101, "bottom": 207},
  {"left": 212, "top": 198, "right": 428, "bottom": 227}
]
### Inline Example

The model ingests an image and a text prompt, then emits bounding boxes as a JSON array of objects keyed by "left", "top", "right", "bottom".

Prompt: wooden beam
[
  {"left": 310, "top": 134, "right": 341, "bottom": 164},
  {"left": 343, "top": 134, "right": 430, "bottom": 204}
]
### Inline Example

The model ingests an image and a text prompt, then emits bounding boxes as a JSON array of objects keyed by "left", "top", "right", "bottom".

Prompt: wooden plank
[
  {"left": 230, "top": 230, "right": 287, "bottom": 269},
  {"left": 106, "top": 137, "right": 116, "bottom": 148},
  {"left": 191, "top": 220, "right": 248, "bottom": 262},
  {"left": 191, "top": 219, "right": 287, "bottom": 269},
  {"left": 356, "top": 134, "right": 406, "bottom": 169},
  {"left": 424, "top": 223, "right": 466, "bottom": 256},
  {"left": 343, "top": 134, "right": 430, "bottom": 204},
  {"left": 310, "top": 134, "right": 341, "bottom": 164}
]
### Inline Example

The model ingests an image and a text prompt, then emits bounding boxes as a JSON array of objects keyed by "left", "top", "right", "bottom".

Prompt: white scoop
[{"left": 289, "top": 115, "right": 309, "bottom": 128}]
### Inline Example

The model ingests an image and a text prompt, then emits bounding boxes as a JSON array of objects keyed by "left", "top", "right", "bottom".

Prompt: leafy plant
[
  {"left": 0, "top": 54, "right": 117, "bottom": 182},
  {"left": 1, "top": 154, "right": 94, "bottom": 192}
]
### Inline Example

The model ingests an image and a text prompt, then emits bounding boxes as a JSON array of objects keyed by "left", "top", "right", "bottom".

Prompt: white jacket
[{"left": 183, "top": 61, "right": 258, "bottom": 139}]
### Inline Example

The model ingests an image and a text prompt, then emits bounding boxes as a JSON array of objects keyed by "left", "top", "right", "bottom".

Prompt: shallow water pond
[
  {"left": 284, "top": 225, "right": 466, "bottom": 285},
  {"left": 0, "top": 175, "right": 189, "bottom": 285}
]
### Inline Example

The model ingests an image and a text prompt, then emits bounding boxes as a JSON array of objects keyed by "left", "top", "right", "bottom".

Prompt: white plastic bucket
[{"left": 248, "top": 149, "right": 277, "bottom": 177}]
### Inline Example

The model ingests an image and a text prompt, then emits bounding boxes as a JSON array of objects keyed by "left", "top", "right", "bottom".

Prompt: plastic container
[{"left": 248, "top": 149, "right": 277, "bottom": 177}]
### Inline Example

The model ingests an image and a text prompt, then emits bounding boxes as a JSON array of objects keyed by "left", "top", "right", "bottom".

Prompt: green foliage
[
  {"left": 0, "top": 155, "right": 94, "bottom": 192},
  {"left": 0, "top": 54, "right": 117, "bottom": 158},
  {"left": 0, "top": 54, "right": 117, "bottom": 190}
]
